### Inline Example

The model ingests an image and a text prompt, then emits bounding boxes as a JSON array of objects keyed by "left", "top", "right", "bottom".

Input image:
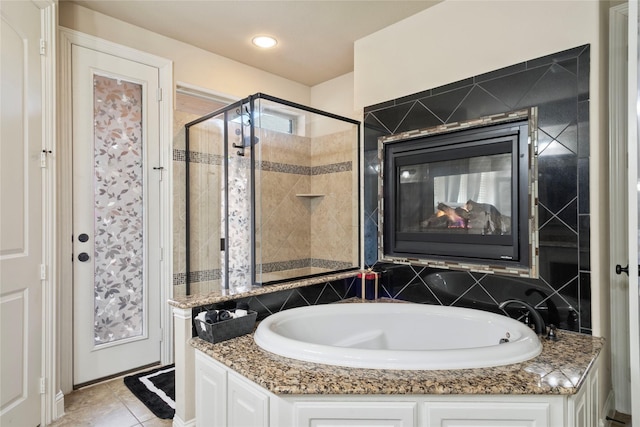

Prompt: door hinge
[
  {"left": 152, "top": 166, "right": 164, "bottom": 181},
  {"left": 40, "top": 264, "right": 47, "bottom": 280},
  {"left": 156, "top": 88, "right": 162, "bottom": 102},
  {"left": 159, "top": 247, "right": 163, "bottom": 261},
  {"left": 39, "top": 39, "right": 46, "bottom": 56},
  {"left": 40, "top": 377, "right": 46, "bottom": 394},
  {"left": 40, "top": 150, "right": 52, "bottom": 168},
  {"left": 159, "top": 328, "right": 164, "bottom": 342}
]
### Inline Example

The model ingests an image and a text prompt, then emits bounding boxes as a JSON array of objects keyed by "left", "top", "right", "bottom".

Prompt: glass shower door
[{"left": 185, "top": 110, "right": 225, "bottom": 295}]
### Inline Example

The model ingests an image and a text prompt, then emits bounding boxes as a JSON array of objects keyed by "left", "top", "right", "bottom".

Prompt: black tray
[{"left": 194, "top": 310, "right": 257, "bottom": 344}]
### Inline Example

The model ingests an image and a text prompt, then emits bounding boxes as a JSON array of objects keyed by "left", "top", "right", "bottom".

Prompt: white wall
[
  {"left": 58, "top": 2, "right": 311, "bottom": 105},
  {"left": 354, "top": 0, "right": 611, "bottom": 412},
  {"left": 309, "top": 72, "right": 360, "bottom": 137},
  {"left": 311, "top": 72, "right": 358, "bottom": 120},
  {"left": 354, "top": 1, "right": 602, "bottom": 109}
]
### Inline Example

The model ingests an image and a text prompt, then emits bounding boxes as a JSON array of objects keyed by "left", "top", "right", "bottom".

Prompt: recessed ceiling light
[{"left": 252, "top": 35, "right": 277, "bottom": 49}]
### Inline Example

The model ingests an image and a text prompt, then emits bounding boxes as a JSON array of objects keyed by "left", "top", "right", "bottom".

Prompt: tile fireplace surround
[{"left": 364, "top": 45, "right": 591, "bottom": 334}]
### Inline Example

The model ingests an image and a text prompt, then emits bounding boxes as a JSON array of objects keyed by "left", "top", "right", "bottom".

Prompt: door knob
[
  {"left": 78, "top": 252, "right": 90, "bottom": 262},
  {"left": 616, "top": 264, "right": 629, "bottom": 275},
  {"left": 78, "top": 233, "right": 89, "bottom": 242},
  {"left": 615, "top": 264, "right": 640, "bottom": 276}
]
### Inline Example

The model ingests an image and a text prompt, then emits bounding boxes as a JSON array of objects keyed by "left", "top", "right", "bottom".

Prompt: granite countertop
[
  {"left": 168, "top": 270, "right": 360, "bottom": 309},
  {"left": 191, "top": 301, "right": 605, "bottom": 396}
]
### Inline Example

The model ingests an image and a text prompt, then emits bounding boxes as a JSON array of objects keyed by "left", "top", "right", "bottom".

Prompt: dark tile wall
[
  {"left": 192, "top": 277, "right": 359, "bottom": 325},
  {"left": 364, "top": 45, "right": 591, "bottom": 334}
]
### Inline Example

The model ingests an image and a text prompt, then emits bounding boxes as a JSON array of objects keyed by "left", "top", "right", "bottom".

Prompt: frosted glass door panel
[
  {"left": 92, "top": 75, "right": 145, "bottom": 344},
  {"left": 224, "top": 105, "right": 253, "bottom": 291}
]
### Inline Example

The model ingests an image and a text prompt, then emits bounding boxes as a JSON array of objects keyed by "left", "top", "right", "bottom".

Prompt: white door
[
  {"left": 72, "top": 45, "right": 162, "bottom": 385},
  {"left": 0, "top": 1, "right": 44, "bottom": 425},
  {"left": 628, "top": 0, "right": 640, "bottom": 419}
]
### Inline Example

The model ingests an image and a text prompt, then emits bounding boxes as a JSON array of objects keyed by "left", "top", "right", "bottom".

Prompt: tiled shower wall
[
  {"left": 258, "top": 128, "right": 358, "bottom": 279},
  {"left": 257, "top": 129, "right": 312, "bottom": 272},
  {"left": 309, "top": 129, "right": 358, "bottom": 269},
  {"left": 364, "top": 45, "right": 591, "bottom": 334},
  {"left": 173, "top": 113, "right": 359, "bottom": 295}
]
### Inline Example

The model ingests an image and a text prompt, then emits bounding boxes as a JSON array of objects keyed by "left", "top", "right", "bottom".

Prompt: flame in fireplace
[
  {"left": 433, "top": 203, "right": 469, "bottom": 229},
  {"left": 423, "top": 200, "right": 510, "bottom": 235}
]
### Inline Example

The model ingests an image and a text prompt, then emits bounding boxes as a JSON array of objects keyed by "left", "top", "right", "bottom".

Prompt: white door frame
[
  {"left": 610, "top": 2, "right": 640, "bottom": 418},
  {"left": 40, "top": 2, "right": 58, "bottom": 423},
  {"left": 58, "top": 27, "right": 173, "bottom": 394},
  {"left": 609, "top": 2, "right": 631, "bottom": 414},
  {"left": 627, "top": 0, "right": 640, "bottom": 419}
]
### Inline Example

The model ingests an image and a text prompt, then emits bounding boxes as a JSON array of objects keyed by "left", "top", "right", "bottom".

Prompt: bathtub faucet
[{"left": 498, "top": 299, "right": 546, "bottom": 335}]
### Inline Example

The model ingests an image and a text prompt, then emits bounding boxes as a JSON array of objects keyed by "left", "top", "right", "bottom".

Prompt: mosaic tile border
[
  {"left": 260, "top": 258, "right": 355, "bottom": 273},
  {"left": 173, "top": 269, "right": 222, "bottom": 286},
  {"left": 173, "top": 272, "right": 187, "bottom": 286},
  {"left": 174, "top": 148, "right": 224, "bottom": 165},
  {"left": 174, "top": 149, "right": 351, "bottom": 176},
  {"left": 311, "top": 162, "right": 352, "bottom": 175},
  {"left": 259, "top": 160, "right": 310, "bottom": 175},
  {"left": 191, "top": 269, "right": 221, "bottom": 283},
  {"left": 310, "top": 258, "right": 355, "bottom": 270},
  {"left": 258, "top": 160, "right": 352, "bottom": 175}
]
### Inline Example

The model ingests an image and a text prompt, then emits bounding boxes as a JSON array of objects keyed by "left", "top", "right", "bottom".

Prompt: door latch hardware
[
  {"left": 615, "top": 264, "right": 629, "bottom": 275},
  {"left": 615, "top": 264, "right": 640, "bottom": 276}
]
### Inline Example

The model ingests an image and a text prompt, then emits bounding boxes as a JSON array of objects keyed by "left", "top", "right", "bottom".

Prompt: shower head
[{"left": 242, "top": 136, "right": 259, "bottom": 147}]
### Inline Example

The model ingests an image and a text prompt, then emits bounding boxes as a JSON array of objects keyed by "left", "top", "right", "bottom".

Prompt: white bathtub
[{"left": 254, "top": 303, "right": 542, "bottom": 370}]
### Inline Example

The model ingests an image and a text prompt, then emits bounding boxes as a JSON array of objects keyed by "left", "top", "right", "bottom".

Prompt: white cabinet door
[
  {"left": 228, "top": 373, "right": 269, "bottom": 427},
  {"left": 293, "top": 401, "right": 416, "bottom": 427},
  {"left": 570, "top": 387, "right": 588, "bottom": 427},
  {"left": 426, "top": 401, "right": 554, "bottom": 427},
  {"left": 195, "top": 351, "right": 227, "bottom": 427},
  {"left": 567, "top": 360, "right": 599, "bottom": 427},
  {"left": 589, "top": 364, "right": 600, "bottom": 427}
]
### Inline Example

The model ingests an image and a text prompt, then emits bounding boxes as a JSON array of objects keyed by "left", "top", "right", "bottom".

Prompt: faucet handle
[
  {"left": 523, "top": 311, "right": 531, "bottom": 328},
  {"left": 546, "top": 324, "right": 558, "bottom": 341}
]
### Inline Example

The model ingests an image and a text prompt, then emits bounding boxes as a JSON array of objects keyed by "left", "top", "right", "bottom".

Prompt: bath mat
[{"left": 124, "top": 364, "right": 175, "bottom": 419}]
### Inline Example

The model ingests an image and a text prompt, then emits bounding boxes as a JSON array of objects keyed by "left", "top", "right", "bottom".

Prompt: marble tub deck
[{"left": 191, "top": 302, "right": 604, "bottom": 396}]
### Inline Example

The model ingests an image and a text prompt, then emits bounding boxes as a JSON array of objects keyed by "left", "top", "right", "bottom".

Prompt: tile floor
[
  {"left": 48, "top": 374, "right": 173, "bottom": 427},
  {"left": 606, "top": 411, "right": 633, "bottom": 427}
]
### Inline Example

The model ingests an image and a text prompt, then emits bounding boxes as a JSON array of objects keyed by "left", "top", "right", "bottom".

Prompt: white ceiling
[{"left": 67, "top": 0, "right": 441, "bottom": 86}]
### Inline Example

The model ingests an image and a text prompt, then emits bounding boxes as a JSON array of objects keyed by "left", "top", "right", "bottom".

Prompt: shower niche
[{"left": 185, "top": 93, "right": 360, "bottom": 295}]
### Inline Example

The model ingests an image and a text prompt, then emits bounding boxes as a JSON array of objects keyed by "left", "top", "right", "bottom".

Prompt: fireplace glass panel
[{"left": 398, "top": 153, "right": 512, "bottom": 236}]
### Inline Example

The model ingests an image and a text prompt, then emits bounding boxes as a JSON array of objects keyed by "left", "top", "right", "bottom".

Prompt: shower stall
[{"left": 184, "top": 93, "right": 360, "bottom": 295}]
